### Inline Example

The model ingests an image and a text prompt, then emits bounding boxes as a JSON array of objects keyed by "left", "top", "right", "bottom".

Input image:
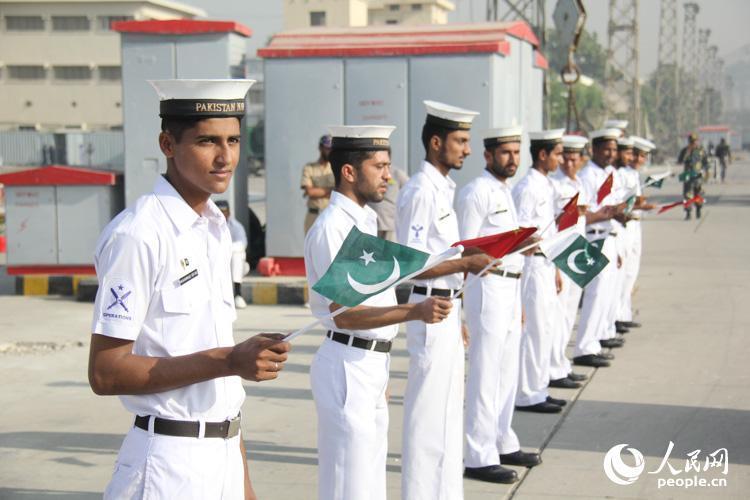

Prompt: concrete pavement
[{"left": 0, "top": 161, "right": 748, "bottom": 499}]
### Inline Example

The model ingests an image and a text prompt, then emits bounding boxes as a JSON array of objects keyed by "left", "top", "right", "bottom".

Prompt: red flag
[
  {"left": 597, "top": 173, "right": 614, "bottom": 204},
  {"left": 657, "top": 200, "right": 684, "bottom": 214},
  {"left": 684, "top": 194, "right": 705, "bottom": 207},
  {"left": 557, "top": 193, "right": 580, "bottom": 231},
  {"left": 452, "top": 227, "right": 537, "bottom": 259}
]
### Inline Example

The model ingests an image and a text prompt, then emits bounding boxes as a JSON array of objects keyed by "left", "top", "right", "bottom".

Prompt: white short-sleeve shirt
[
  {"left": 550, "top": 170, "right": 585, "bottom": 235},
  {"left": 304, "top": 191, "right": 398, "bottom": 342},
  {"left": 578, "top": 160, "right": 622, "bottom": 234},
  {"left": 91, "top": 176, "right": 244, "bottom": 421},
  {"left": 511, "top": 167, "right": 557, "bottom": 239},
  {"left": 396, "top": 161, "right": 463, "bottom": 290},
  {"left": 457, "top": 169, "right": 524, "bottom": 273}
]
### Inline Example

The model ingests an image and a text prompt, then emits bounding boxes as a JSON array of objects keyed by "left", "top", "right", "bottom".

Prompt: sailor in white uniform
[
  {"left": 396, "top": 101, "right": 493, "bottom": 500},
  {"left": 512, "top": 128, "right": 568, "bottom": 413},
  {"left": 458, "top": 126, "right": 542, "bottom": 485},
  {"left": 304, "top": 125, "right": 453, "bottom": 500}
]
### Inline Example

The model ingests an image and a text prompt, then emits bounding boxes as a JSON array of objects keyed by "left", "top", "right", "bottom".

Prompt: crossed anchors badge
[{"left": 107, "top": 285, "right": 131, "bottom": 313}]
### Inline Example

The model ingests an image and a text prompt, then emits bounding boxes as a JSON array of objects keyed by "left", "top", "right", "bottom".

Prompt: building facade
[
  {"left": 0, "top": 0, "right": 204, "bottom": 131},
  {"left": 283, "top": 0, "right": 454, "bottom": 29}
]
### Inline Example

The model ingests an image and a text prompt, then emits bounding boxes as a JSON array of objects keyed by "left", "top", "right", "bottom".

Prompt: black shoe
[
  {"left": 516, "top": 401, "right": 563, "bottom": 413},
  {"left": 546, "top": 395, "right": 567, "bottom": 406},
  {"left": 621, "top": 321, "right": 641, "bottom": 328},
  {"left": 600, "top": 338, "right": 625, "bottom": 348},
  {"left": 464, "top": 465, "right": 518, "bottom": 484},
  {"left": 573, "top": 354, "right": 611, "bottom": 367},
  {"left": 549, "top": 377, "right": 582, "bottom": 389},
  {"left": 500, "top": 450, "right": 542, "bottom": 468},
  {"left": 615, "top": 323, "right": 630, "bottom": 334},
  {"left": 567, "top": 372, "right": 588, "bottom": 382}
]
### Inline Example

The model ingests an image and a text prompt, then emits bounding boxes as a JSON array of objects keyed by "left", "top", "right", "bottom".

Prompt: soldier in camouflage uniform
[{"left": 677, "top": 133, "right": 708, "bottom": 220}]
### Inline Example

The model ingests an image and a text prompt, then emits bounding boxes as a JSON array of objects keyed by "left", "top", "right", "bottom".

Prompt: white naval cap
[
  {"left": 603, "top": 119, "right": 629, "bottom": 131},
  {"left": 632, "top": 136, "right": 656, "bottom": 152},
  {"left": 424, "top": 100, "right": 479, "bottom": 130},
  {"left": 562, "top": 134, "right": 588, "bottom": 151},
  {"left": 528, "top": 128, "right": 565, "bottom": 144},
  {"left": 149, "top": 79, "right": 255, "bottom": 119},
  {"left": 590, "top": 128, "right": 623, "bottom": 142},
  {"left": 617, "top": 136, "right": 635, "bottom": 149},
  {"left": 328, "top": 125, "right": 395, "bottom": 151},
  {"left": 483, "top": 125, "right": 523, "bottom": 148}
]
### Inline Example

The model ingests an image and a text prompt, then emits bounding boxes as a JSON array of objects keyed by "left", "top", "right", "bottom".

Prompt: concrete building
[
  {"left": 0, "top": 0, "right": 205, "bottom": 131},
  {"left": 283, "top": 0, "right": 454, "bottom": 29}
]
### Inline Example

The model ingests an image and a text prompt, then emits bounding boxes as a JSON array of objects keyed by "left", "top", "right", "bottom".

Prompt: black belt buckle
[
  {"left": 327, "top": 330, "right": 392, "bottom": 353},
  {"left": 411, "top": 286, "right": 456, "bottom": 297},
  {"left": 308, "top": 208, "right": 320, "bottom": 214}
]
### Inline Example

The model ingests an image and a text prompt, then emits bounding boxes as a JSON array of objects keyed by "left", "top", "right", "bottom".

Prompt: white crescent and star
[
  {"left": 347, "top": 256, "right": 401, "bottom": 295},
  {"left": 359, "top": 250, "right": 376, "bottom": 266},
  {"left": 567, "top": 249, "right": 588, "bottom": 275}
]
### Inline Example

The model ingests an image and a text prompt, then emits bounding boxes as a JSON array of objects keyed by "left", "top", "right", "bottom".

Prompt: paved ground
[{"left": 0, "top": 161, "right": 748, "bottom": 499}]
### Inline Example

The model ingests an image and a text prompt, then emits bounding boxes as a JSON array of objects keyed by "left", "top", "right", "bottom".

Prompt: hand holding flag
[
  {"left": 452, "top": 227, "right": 538, "bottom": 260},
  {"left": 556, "top": 193, "right": 580, "bottom": 231}
]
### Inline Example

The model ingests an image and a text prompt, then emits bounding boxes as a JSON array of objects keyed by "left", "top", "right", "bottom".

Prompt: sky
[{"left": 183, "top": 0, "right": 750, "bottom": 78}]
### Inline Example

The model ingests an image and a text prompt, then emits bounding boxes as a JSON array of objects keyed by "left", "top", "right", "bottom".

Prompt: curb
[{"left": 0, "top": 274, "right": 89, "bottom": 297}]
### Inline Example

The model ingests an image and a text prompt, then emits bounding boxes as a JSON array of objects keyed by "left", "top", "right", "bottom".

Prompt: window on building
[
  {"left": 52, "top": 16, "right": 90, "bottom": 31},
  {"left": 412, "top": 4, "right": 423, "bottom": 11},
  {"left": 5, "top": 16, "right": 45, "bottom": 31},
  {"left": 310, "top": 11, "right": 326, "bottom": 26},
  {"left": 53, "top": 66, "right": 92, "bottom": 80},
  {"left": 99, "top": 66, "right": 122, "bottom": 81},
  {"left": 8, "top": 65, "right": 46, "bottom": 80},
  {"left": 386, "top": 19, "right": 399, "bottom": 25},
  {"left": 389, "top": 4, "right": 400, "bottom": 11},
  {"left": 97, "top": 15, "right": 134, "bottom": 30}
]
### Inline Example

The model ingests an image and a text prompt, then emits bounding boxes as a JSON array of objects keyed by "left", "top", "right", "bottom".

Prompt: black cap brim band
[
  {"left": 530, "top": 139, "right": 562, "bottom": 147},
  {"left": 484, "top": 136, "right": 522, "bottom": 148},
  {"left": 563, "top": 147, "right": 584, "bottom": 152},
  {"left": 331, "top": 137, "right": 391, "bottom": 151},
  {"left": 592, "top": 136, "right": 619, "bottom": 145},
  {"left": 159, "top": 99, "right": 246, "bottom": 119},
  {"left": 425, "top": 114, "right": 472, "bottom": 131},
  {"left": 617, "top": 144, "right": 634, "bottom": 150}
]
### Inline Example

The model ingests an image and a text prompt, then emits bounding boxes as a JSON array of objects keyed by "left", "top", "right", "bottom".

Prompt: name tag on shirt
[{"left": 178, "top": 269, "right": 198, "bottom": 286}]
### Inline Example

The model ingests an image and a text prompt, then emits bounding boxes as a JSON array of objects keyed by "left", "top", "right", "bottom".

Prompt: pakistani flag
[
  {"left": 624, "top": 195, "right": 637, "bottom": 215},
  {"left": 644, "top": 170, "right": 670, "bottom": 189},
  {"left": 540, "top": 230, "right": 610, "bottom": 288},
  {"left": 678, "top": 170, "right": 701, "bottom": 182},
  {"left": 312, "top": 226, "right": 461, "bottom": 307}
]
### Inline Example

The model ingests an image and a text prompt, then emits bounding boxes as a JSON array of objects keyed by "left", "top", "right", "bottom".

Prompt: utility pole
[
  {"left": 655, "top": 0, "right": 679, "bottom": 153},
  {"left": 681, "top": 2, "right": 700, "bottom": 134},
  {"left": 496, "top": 0, "right": 549, "bottom": 126},
  {"left": 604, "top": 0, "right": 641, "bottom": 134}
]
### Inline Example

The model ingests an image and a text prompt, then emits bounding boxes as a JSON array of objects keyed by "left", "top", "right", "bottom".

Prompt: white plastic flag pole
[{"left": 283, "top": 246, "right": 464, "bottom": 342}]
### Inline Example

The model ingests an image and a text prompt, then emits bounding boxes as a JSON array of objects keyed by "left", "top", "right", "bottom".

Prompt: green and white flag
[
  {"left": 644, "top": 170, "right": 670, "bottom": 189},
  {"left": 624, "top": 195, "right": 637, "bottom": 215},
  {"left": 312, "top": 226, "right": 462, "bottom": 307},
  {"left": 540, "top": 230, "right": 609, "bottom": 288}
]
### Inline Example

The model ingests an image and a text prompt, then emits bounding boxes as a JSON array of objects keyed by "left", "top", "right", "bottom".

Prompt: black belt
[
  {"left": 532, "top": 251, "right": 545, "bottom": 257},
  {"left": 587, "top": 229, "right": 607, "bottom": 235},
  {"left": 327, "top": 330, "right": 392, "bottom": 353},
  {"left": 308, "top": 208, "right": 320, "bottom": 215},
  {"left": 411, "top": 286, "right": 459, "bottom": 297},
  {"left": 488, "top": 269, "right": 522, "bottom": 279},
  {"left": 134, "top": 414, "right": 241, "bottom": 439}
]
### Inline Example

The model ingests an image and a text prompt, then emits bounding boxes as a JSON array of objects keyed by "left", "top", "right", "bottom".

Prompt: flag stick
[{"left": 283, "top": 245, "right": 464, "bottom": 341}]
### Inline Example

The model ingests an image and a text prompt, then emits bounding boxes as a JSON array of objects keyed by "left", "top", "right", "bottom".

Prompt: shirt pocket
[
  {"left": 159, "top": 276, "right": 210, "bottom": 354},
  {"left": 434, "top": 206, "right": 455, "bottom": 235}
]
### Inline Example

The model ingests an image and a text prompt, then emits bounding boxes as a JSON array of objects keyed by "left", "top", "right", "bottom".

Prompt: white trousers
[
  {"left": 618, "top": 221, "right": 642, "bottom": 322},
  {"left": 602, "top": 230, "right": 628, "bottom": 340},
  {"left": 310, "top": 338, "right": 390, "bottom": 500},
  {"left": 402, "top": 294, "right": 464, "bottom": 500},
  {"left": 575, "top": 236, "right": 617, "bottom": 357},
  {"left": 464, "top": 274, "right": 522, "bottom": 467},
  {"left": 104, "top": 424, "right": 244, "bottom": 500},
  {"left": 552, "top": 272, "right": 583, "bottom": 378},
  {"left": 515, "top": 256, "right": 556, "bottom": 407},
  {"left": 230, "top": 242, "right": 248, "bottom": 283}
]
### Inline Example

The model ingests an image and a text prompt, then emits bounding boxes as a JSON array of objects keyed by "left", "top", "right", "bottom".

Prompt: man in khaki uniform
[{"left": 301, "top": 134, "right": 335, "bottom": 234}]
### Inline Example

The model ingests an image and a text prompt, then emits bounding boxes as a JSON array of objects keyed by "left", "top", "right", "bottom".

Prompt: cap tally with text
[
  {"left": 562, "top": 134, "right": 588, "bottom": 152},
  {"left": 617, "top": 136, "right": 634, "bottom": 149},
  {"left": 483, "top": 125, "right": 523, "bottom": 148},
  {"left": 603, "top": 119, "right": 628, "bottom": 131},
  {"left": 424, "top": 100, "right": 479, "bottom": 130},
  {"left": 632, "top": 136, "right": 656, "bottom": 153},
  {"left": 528, "top": 128, "right": 565, "bottom": 145},
  {"left": 149, "top": 79, "right": 255, "bottom": 119},
  {"left": 329, "top": 125, "right": 395, "bottom": 151},
  {"left": 590, "top": 128, "right": 622, "bottom": 142}
]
